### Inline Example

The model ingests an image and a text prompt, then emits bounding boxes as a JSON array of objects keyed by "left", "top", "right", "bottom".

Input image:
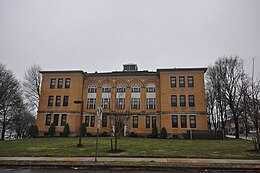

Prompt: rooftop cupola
[{"left": 123, "top": 64, "right": 138, "bottom": 72}]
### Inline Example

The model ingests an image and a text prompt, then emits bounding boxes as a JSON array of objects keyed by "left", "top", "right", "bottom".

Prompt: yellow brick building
[{"left": 36, "top": 64, "right": 208, "bottom": 137}]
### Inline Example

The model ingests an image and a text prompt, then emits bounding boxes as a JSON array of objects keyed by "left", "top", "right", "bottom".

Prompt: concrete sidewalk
[{"left": 0, "top": 157, "right": 260, "bottom": 169}]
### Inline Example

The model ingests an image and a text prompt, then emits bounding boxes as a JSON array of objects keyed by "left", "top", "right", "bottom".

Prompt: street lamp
[{"left": 74, "top": 100, "right": 84, "bottom": 147}]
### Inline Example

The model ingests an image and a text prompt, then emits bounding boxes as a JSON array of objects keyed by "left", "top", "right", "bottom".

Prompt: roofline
[
  {"left": 157, "top": 67, "right": 208, "bottom": 73},
  {"left": 86, "top": 71, "right": 158, "bottom": 77},
  {"left": 39, "top": 70, "right": 85, "bottom": 75}
]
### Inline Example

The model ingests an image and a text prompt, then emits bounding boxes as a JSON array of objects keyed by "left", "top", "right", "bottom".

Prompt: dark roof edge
[
  {"left": 157, "top": 67, "right": 208, "bottom": 73},
  {"left": 40, "top": 70, "right": 85, "bottom": 75}
]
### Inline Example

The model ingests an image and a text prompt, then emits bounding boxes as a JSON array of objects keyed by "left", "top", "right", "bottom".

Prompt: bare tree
[
  {"left": 0, "top": 63, "right": 21, "bottom": 140},
  {"left": 219, "top": 56, "right": 246, "bottom": 139},
  {"left": 23, "top": 64, "right": 42, "bottom": 113}
]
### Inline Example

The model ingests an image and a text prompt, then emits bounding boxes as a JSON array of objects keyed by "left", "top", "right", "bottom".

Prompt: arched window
[
  {"left": 88, "top": 84, "right": 97, "bottom": 93},
  {"left": 102, "top": 83, "right": 111, "bottom": 93},
  {"left": 131, "top": 83, "right": 140, "bottom": 93},
  {"left": 146, "top": 83, "right": 156, "bottom": 93},
  {"left": 117, "top": 83, "right": 125, "bottom": 93}
]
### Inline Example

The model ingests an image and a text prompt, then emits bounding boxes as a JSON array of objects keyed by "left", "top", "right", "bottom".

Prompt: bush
[
  {"left": 81, "top": 123, "right": 87, "bottom": 137},
  {"left": 129, "top": 132, "right": 138, "bottom": 137},
  {"left": 151, "top": 126, "right": 158, "bottom": 138},
  {"left": 48, "top": 123, "right": 56, "bottom": 137},
  {"left": 62, "top": 123, "right": 70, "bottom": 137},
  {"left": 29, "top": 125, "right": 38, "bottom": 138},
  {"left": 100, "top": 131, "right": 109, "bottom": 137},
  {"left": 160, "top": 127, "right": 168, "bottom": 139}
]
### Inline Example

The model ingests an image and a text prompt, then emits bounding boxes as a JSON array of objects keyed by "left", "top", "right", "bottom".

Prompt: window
[
  {"left": 102, "top": 98, "right": 110, "bottom": 109},
  {"left": 132, "top": 83, "right": 140, "bottom": 93},
  {"left": 171, "top": 95, "right": 177, "bottom": 107},
  {"left": 45, "top": 114, "right": 51, "bottom": 126},
  {"left": 171, "top": 77, "right": 176, "bottom": 87},
  {"left": 54, "top": 114, "right": 59, "bottom": 126},
  {"left": 117, "top": 84, "right": 125, "bottom": 93},
  {"left": 87, "top": 98, "right": 96, "bottom": 109},
  {"left": 190, "top": 115, "right": 196, "bottom": 128},
  {"left": 116, "top": 98, "right": 125, "bottom": 109},
  {"left": 146, "top": 116, "right": 150, "bottom": 128},
  {"left": 102, "top": 115, "right": 107, "bottom": 127},
  {"left": 133, "top": 116, "right": 138, "bottom": 128},
  {"left": 131, "top": 98, "right": 140, "bottom": 109},
  {"left": 188, "top": 76, "right": 194, "bottom": 87},
  {"left": 152, "top": 116, "right": 156, "bottom": 128},
  {"left": 172, "top": 115, "right": 178, "bottom": 128},
  {"left": 63, "top": 96, "right": 69, "bottom": 106},
  {"left": 61, "top": 114, "right": 67, "bottom": 126},
  {"left": 90, "top": 116, "right": 95, "bottom": 127},
  {"left": 48, "top": 96, "right": 54, "bottom": 106},
  {"left": 179, "top": 76, "right": 185, "bottom": 87},
  {"left": 85, "top": 116, "right": 90, "bottom": 127},
  {"left": 55, "top": 96, "right": 61, "bottom": 106},
  {"left": 102, "top": 84, "right": 111, "bottom": 93},
  {"left": 88, "top": 84, "right": 97, "bottom": 93},
  {"left": 146, "top": 84, "right": 156, "bottom": 92},
  {"left": 146, "top": 98, "right": 156, "bottom": 109},
  {"left": 65, "top": 78, "right": 71, "bottom": 88},
  {"left": 181, "top": 115, "right": 187, "bottom": 128},
  {"left": 180, "top": 95, "right": 186, "bottom": 107},
  {"left": 188, "top": 95, "right": 195, "bottom": 107},
  {"left": 58, "top": 78, "right": 63, "bottom": 88},
  {"left": 50, "top": 78, "right": 56, "bottom": 89}
]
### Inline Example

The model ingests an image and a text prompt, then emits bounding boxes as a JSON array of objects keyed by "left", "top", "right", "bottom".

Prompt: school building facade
[{"left": 36, "top": 64, "right": 208, "bottom": 137}]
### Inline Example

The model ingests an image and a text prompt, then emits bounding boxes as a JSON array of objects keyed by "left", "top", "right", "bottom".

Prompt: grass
[{"left": 0, "top": 137, "right": 259, "bottom": 159}]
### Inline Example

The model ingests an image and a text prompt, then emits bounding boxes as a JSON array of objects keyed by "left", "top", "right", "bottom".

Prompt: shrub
[
  {"left": 100, "top": 131, "right": 109, "bottom": 137},
  {"left": 48, "top": 123, "right": 56, "bottom": 137},
  {"left": 29, "top": 125, "right": 38, "bottom": 138},
  {"left": 151, "top": 126, "right": 158, "bottom": 138},
  {"left": 62, "top": 123, "right": 70, "bottom": 137},
  {"left": 160, "top": 127, "right": 168, "bottom": 139},
  {"left": 81, "top": 123, "right": 87, "bottom": 137},
  {"left": 129, "top": 132, "right": 138, "bottom": 137}
]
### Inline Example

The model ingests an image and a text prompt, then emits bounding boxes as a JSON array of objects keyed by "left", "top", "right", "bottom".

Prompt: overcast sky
[{"left": 0, "top": 0, "right": 259, "bottom": 80}]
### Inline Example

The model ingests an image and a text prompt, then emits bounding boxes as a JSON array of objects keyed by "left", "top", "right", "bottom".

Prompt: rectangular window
[
  {"left": 87, "top": 98, "right": 96, "bottom": 109},
  {"left": 117, "top": 87, "right": 125, "bottom": 93},
  {"left": 188, "top": 95, "right": 195, "bottom": 107},
  {"left": 188, "top": 76, "right": 194, "bottom": 87},
  {"left": 190, "top": 115, "right": 196, "bottom": 128},
  {"left": 172, "top": 115, "right": 178, "bottom": 128},
  {"left": 133, "top": 116, "right": 138, "bottom": 128},
  {"left": 102, "top": 87, "right": 111, "bottom": 93},
  {"left": 179, "top": 76, "right": 185, "bottom": 87},
  {"left": 91, "top": 116, "right": 95, "bottom": 127},
  {"left": 85, "top": 116, "right": 90, "bottom": 127},
  {"left": 171, "top": 95, "right": 177, "bottom": 107},
  {"left": 58, "top": 78, "right": 63, "bottom": 88},
  {"left": 50, "top": 78, "right": 56, "bottom": 89},
  {"left": 180, "top": 95, "right": 186, "bottom": 107},
  {"left": 63, "top": 96, "right": 69, "bottom": 106},
  {"left": 116, "top": 98, "right": 125, "bottom": 109},
  {"left": 65, "top": 78, "right": 71, "bottom": 88},
  {"left": 131, "top": 98, "right": 140, "bottom": 109},
  {"left": 102, "top": 98, "right": 110, "bottom": 109},
  {"left": 152, "top": 116, "right": 156, "bottom": 128},
  {"left": 181, "top": 115, "right": 187, "bottom": 128},
  {"left": 146, "top": 98, "right": 156, "bottom": 109},
  {"left": 146, "top": 87, "right": 155, "bottom": 92},
  {"left": 48, "top": 96, "right": 54, "bottom": 106},
  {"left": 45, "top": 114, "right": 51, "bottom": 126},
  {"left": 171, "top": 77, "right": 176, "bottom": 87},
  {"left": 54, "top": 114, "right": 59, "bottom": 126},
  {"left": 146, "top": 116, "right": 150, "bottom": 128},
  {"left": 61, "top": 114, "right": 67, "bottom": 126},
  {"left": 102, "top": 115, "right": 107, "bottom": 127},
  {"left": 55, "top": 96, "right": 61, "bottom": 106}
]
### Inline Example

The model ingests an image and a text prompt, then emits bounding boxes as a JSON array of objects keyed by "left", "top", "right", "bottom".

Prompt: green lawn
[{"left": 0, "top": 137, "right": 259, "bottom": 159}]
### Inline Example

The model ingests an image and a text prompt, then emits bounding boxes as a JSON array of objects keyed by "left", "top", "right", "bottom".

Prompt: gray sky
[{"left": 1, "top": 0, "right": 259, "bottom": 80}]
